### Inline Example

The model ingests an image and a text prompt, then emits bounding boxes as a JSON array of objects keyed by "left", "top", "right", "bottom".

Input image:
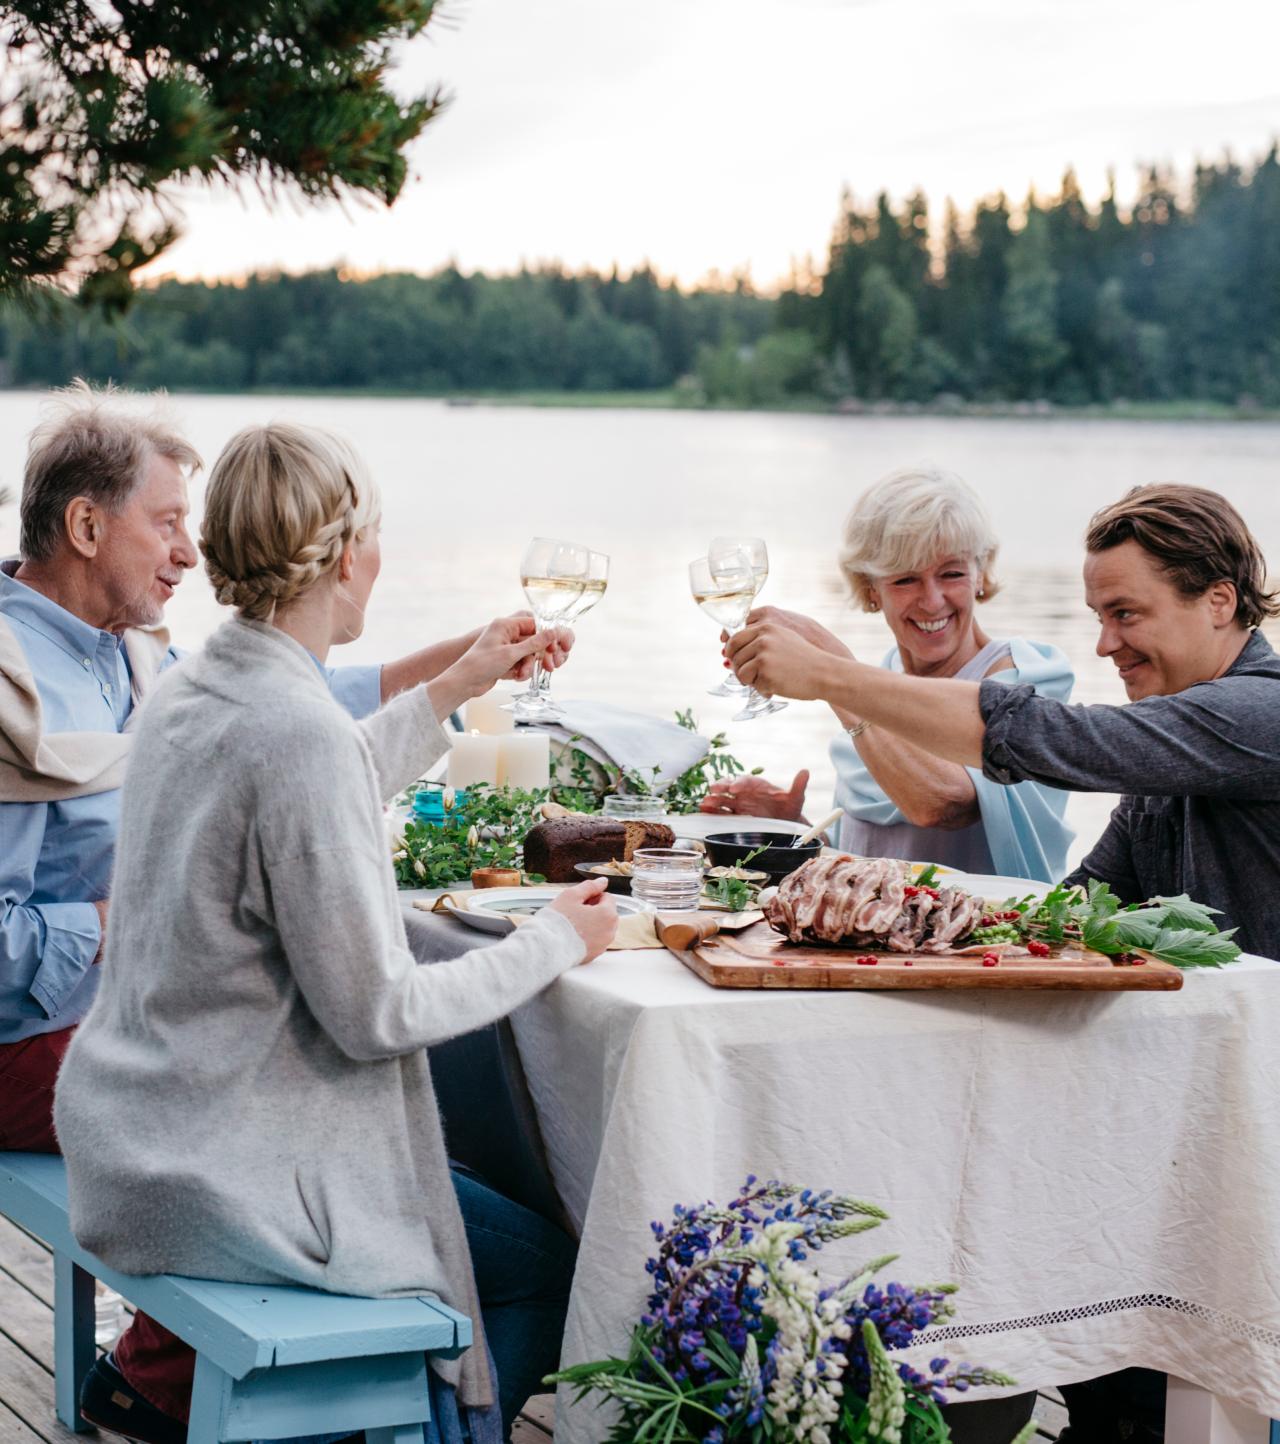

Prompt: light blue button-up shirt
[{"left": 0, "top": 562, "right": 382, "bottom": 1044}]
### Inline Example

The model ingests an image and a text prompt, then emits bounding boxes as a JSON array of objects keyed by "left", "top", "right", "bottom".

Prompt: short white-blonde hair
[
  {"left": 838, "top": 465, "right": 1001, "bottom": 611},
  {"left": 200, "top": 423, "right": 381, "bottom": 622}
]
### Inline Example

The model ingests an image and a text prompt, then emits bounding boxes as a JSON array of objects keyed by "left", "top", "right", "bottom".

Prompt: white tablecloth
[{"left": 508, "top": 885, "right": 1280, "bottom": 1444}]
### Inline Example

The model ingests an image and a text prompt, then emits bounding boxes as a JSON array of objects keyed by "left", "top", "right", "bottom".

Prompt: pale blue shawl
[{"left": 830, "top": 637, "right": 1075, "bottom": 882}]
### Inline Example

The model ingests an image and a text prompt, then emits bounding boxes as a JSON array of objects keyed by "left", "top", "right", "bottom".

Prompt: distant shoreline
[{"left": 2, "top": 387, "right": 1277, "bottom": 421}]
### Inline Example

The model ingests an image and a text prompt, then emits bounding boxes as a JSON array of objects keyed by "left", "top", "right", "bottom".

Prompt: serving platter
[{"left": 666, "top": 918, "right": 1183, "bottom": 991}]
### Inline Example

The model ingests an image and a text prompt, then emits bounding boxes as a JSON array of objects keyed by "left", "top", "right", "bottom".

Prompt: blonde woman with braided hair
[{"left": 56, "top": 423, "right": 617, "bottom": 1444}]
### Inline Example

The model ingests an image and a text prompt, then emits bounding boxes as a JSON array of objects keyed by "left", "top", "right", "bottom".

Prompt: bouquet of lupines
[{"left": 549, "top": 1179, "right": 1032, "bottom": 1444}]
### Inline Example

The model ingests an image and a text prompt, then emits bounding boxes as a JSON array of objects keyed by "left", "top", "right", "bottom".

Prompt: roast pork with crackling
[{"left": 763, "top": 854, "right": 984, "bottom": 951}]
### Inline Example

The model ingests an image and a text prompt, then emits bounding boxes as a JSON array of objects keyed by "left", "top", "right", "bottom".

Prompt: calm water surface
[{"left": 3, "top": 395, "right": 1278, "bottom": 870}]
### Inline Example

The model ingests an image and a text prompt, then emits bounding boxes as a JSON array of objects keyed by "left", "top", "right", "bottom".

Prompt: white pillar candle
[
  {"left": 464, "top": 690, "right": 516, "bottom": 735},
  {"left": 499, "top": 731, "right": 551, "bottom": 792},
  {"left": 447, "top": 731, "right": 503, "bottom": 790}
]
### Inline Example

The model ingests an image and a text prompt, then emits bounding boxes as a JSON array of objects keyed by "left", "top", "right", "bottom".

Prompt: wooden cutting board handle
[{"left": 655, "top": 913, "right": 721, "bottom": 952}]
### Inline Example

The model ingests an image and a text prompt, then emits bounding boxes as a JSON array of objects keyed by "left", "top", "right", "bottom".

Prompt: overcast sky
[{"left": 150, "top": 0, "right": 1280, "bottom": 291}]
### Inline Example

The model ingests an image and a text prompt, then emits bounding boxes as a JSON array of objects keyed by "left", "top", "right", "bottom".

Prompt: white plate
[
  {"left": 944, "top": 873, "right": 1053, "bottom": 900},
  {"left": 443, "top": 887, "right": 647, "bottom": 935}
]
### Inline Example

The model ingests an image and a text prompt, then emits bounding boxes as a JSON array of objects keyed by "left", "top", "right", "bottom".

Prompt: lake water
[{"left": 3, "top": 394, "right": 1278, "bottom": 870}]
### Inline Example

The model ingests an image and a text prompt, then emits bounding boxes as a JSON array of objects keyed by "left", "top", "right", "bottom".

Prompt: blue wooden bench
[{"left": 0, "top": 1153, "right": 471, "bottom": 1444}]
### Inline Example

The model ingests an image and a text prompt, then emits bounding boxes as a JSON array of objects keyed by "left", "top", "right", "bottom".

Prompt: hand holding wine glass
[
  {"left": 509, "top": 537, "right": 607, "bottom": 721},
  {"left": 702, "top": 536, "right": 767, "bottom": 696},
  {"left": 689, "top": 548, "right": 786, "bottom": 721}
]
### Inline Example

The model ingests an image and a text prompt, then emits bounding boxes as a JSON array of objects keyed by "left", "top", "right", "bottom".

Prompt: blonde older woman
[
  {"left": 55, "top": 423, "right": 617, "bottom": 1444},
  {"left": 703, "top": 466, "right": 1074, "bottom": 881}
]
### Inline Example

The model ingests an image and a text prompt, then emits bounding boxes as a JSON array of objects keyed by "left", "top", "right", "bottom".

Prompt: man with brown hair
[
  {"left": 729, "top": 482, "right": 1280, "bottom": 1442},
  {"left": 728, "top": 482, "right": 1280, "bottom": 960}
]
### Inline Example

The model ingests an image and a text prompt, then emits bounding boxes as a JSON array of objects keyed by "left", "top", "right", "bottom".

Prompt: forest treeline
[{"left": 3, "top": 146, "right": 1278, "bottom": 407}]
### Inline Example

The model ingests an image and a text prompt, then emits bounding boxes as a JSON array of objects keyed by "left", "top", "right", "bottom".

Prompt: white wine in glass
[
  {"left": 704, "top": 536, "right": 767, "bottom": 695},
  {"left": 538, "top": 551, "right": 609, "bottom": 698},
  {"left": 710, "top": 535, "right": 769, "bottom": 594},
  {"left": 510, "top": 537, "right": 589, "bottom": 721},
  {"left": 706, "top": 537, "right": 784, "bottom": 718},
  {"left": 689, "top": 553, "right": 786, "bottom": 721}
]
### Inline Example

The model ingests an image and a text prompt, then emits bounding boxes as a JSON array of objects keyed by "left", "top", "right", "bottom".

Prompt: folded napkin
[
  {"left": 418, "top": 894, "right": 662, "bottom": 949},
  {"left": 528, "top": 699, "right": 709, "bottom": 790}
]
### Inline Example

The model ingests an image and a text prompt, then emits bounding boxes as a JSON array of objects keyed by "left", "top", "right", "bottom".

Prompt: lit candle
[
  {"left": 464, "top": 690, "right": 515, "bottom": 735},
  {"left": 447, "top": 731, "right": 503, "bottom": 790},
  {"left": 499, "top": 731, "right": 551, "bottom": 792}
]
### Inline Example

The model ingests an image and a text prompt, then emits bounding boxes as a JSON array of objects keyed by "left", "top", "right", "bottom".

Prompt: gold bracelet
[{"left": 846, "top": 719, "right": 871, "bottom": 740}]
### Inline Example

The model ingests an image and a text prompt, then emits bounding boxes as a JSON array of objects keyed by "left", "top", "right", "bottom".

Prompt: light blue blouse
[
  {"left": 0, "top": 563, "right": 382, "bottom": 1043},
  {"left": 830, "top": 636, "right": 1075, "bottom": 882}
]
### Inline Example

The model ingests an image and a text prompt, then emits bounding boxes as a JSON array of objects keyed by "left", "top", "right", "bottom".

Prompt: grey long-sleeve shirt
[{"left": 979, "top": 630, "right": 1280, "bottom": 959}]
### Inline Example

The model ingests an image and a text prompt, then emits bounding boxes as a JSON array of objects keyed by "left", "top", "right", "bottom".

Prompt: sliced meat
[{"left": 764, "top": 857, "right": 985, "bottom": 953}]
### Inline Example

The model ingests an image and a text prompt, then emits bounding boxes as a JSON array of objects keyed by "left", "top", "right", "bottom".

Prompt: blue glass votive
[{"left": 413, "top": 787, "right": 467, "bottom": 823}]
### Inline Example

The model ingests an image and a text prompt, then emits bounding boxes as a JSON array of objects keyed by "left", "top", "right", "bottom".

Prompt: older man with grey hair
[{"left": 0, "top": 382, "right": 568, "bottom": 1443}]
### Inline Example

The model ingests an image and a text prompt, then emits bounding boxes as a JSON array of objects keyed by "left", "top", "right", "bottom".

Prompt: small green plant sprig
[
  {"left": 1000, "top": 878, "right": 1241, "bottom": 968},
  {"left": 704, "top": 844, "right": 771, "bottom": 912},
  {"left": 551, "top": 708, "right": 763, "bottom": 815},
  {"left": 391, "top": 783, "right": 548, "bottom": 889}
]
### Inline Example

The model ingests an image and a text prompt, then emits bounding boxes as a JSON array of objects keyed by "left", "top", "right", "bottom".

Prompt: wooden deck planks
[
  {"left": 515, "top": 1394, "right": 555, "bottom": 1437},
  {"left": 0, "top": 1399, "right": 47, "bottom": 1444},
  {"left": 0, "top": 1331, "right": 80, "bottom": 1444},
  {"left": 0, "top": 1220, "right": 54, "bottom": 1311}
]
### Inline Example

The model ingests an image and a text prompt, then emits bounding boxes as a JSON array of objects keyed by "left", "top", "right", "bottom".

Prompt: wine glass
[
  {"left": 689, "top": 552, "right": 787, "bottom": 721},
  {"left": 704, "top": 536, "right": 768, "bottom": 696},
  {"left": 538, "top": 550, "right": 609, "bottom": 700},
  {"left": 509, "top": 537, "right": 589, "bottom": 721},
  {"left": 710, "top": 535, "right": 769, "bottom": 596}
]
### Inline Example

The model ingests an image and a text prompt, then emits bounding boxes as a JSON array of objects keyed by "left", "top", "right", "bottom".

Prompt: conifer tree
[
  {"left": 1001, "top": 205, "right": 1066, "bottom": 394},
  {"left": 0, "top": 1, "right": 447, "bottom": 310}
]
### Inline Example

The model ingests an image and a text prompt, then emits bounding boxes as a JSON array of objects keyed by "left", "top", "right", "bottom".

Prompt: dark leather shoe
[{"left": 79, "top": 1355, "right": 186, "bottom": 1444}]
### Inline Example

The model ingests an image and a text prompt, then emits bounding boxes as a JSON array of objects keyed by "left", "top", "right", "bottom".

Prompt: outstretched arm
[
  {"left": 727, "top": 617, "right": 987, "bottom": 766},
  {"left": 380, "top": 612, "right": 573, "bottom": 703},
  {"left": 729, "top": 612, "right": 1280, "bottom": 801}
]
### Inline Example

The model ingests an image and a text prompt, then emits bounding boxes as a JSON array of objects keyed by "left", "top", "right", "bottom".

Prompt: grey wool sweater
[{"left": 54, "top": 616, "right": 584, "bottom": 1408}]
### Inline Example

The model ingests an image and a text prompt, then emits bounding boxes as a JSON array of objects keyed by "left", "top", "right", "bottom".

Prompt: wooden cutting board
[{"left": 668, "top": 919, "right": 1183, "bottom": 991}]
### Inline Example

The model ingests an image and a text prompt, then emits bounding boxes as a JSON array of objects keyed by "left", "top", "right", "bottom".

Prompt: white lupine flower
[{"left": 863, "top": 1319, "right": 907, "bottom": 1444}]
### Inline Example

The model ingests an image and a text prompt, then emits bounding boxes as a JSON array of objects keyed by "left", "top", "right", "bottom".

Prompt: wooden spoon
[{"left": 790, "top": 809, "right": 843, "bottom": 848}]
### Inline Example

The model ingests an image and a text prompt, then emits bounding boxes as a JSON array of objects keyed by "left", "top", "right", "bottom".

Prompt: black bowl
[
  {"left": 573, "top": 861, "right": 633, "bottom": 895},
  {"left": 703, "top": 831, "right": 820, "bottom": 883}
]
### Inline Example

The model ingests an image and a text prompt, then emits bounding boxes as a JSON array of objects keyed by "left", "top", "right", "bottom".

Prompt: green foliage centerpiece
[
  {"left": 392, "top": 710, "right": 762, "bottom": 889},
  {"left": 391, "top": 783, "right": 547, "bottom": 890},
  {"left": 550, "top": 1179, "right": 1031, "bottom": 1444}
]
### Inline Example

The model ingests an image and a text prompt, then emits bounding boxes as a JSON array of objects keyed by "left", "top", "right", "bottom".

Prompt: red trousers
[{"left": 0, "top": 1028, "right": 197, "bottom": 1421}]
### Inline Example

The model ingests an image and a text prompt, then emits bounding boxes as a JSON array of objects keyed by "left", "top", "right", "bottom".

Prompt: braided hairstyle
[{"left": 200, "top": 424, "right": 381, "bottom": 621}]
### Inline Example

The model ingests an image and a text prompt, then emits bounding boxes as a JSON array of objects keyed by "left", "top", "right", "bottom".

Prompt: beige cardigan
[{"left": 0, "top": 612, "right": 170, "bottom": 803}]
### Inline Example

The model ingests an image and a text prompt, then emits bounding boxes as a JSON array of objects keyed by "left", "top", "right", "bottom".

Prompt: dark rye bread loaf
[
  {"left": 522, "top": 818, "right": 627, "bottom": 883},
  {"left": 621, "top": 820, "right": 675, "bottom": 858}
]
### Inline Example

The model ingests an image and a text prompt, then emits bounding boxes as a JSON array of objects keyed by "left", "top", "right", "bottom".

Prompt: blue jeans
[
  {"left": 276, "top": 1167, "right": 576, "bottom": 1444},
  {"left": 452, "top": 1166, "right": 577, "bottom": 1434}
]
